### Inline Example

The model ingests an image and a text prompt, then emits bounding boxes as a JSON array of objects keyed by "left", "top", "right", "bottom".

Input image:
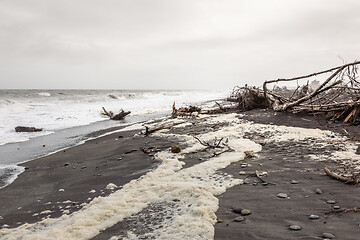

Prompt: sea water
[{"left": 0, "top": 89, "right": 228, "bottom": 189}]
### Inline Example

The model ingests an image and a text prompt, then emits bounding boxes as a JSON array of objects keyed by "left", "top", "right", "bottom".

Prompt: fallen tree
[
  {"left": 102, "top": 107, "right": 130, "bottom": 120},
  {"left": 228, "top": 61, "right": 360, "bottom": 124}
]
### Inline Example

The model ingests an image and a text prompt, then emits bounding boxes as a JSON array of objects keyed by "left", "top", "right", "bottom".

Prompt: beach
[{"left": 0, "top": 109, "right": 360, "bottom": 239}]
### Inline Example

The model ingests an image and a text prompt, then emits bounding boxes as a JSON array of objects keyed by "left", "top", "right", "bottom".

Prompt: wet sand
[{"left": 0, "top": 109, "right": 359, "bottom": 239}]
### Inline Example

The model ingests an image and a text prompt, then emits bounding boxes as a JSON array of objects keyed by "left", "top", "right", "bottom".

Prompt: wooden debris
[
  {"left": 172, "top": 102, "right": 201, "bottom": 117},
  {"left": 102, "top": 107, "right": 130, "bottom": 120},
  {"left": 324, "top": 167, "right": 360, "bottom": 184},
  {"left": 193, "top": 136, "right": 226, "bottom": 149},
  {"left": 227, "top": 61, "right": 360, "bottom": 124},
  {"left": 144, "top": 121, "right": 184, "bottom": 135},
  {"left": 326, "top": 206, "right": 360, "bottom": 215},
  {"left": 15, "top": 126, "right": 43, "bottom": 132}
]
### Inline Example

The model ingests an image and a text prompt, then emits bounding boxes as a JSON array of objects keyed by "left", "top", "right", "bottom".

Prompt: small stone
[
  {"left": 234, "top": 216, "right": 245, "bottom": 222},
  {"left": 333, "top": 206, "right": 340, "bottom": 209},
  {"left": 64, "top": 162, "right": 70, "bottom": 166},
  {"left": 217, "top": 219, "right": 223, "bottom": 223},
  {"left": 309, "top": 215, "right": 319, "bottom": 220},
  {"left": 277, "top": 193, "right": 288, "bottom": 198},
  {"left": 291, "top": 180, "right": 299, "bottom": 184},
  {"left": 170, "top": 146, "right": 181, "bottom": 153},
  {"left": 268, "top": 157, "right": 272, "bottom": 160},
  {"left": 289, "top": 225, "right": 302, "bottom": 231},
  {"left": 315, "top": 188, "right": 323, "bottom": 194},
  {"left": 261, "top": 182, "right": 268, "bottom": 186},
  {"left": 232, "top": 207, "right": 243, "bottom": 214},
  {"left": 322, "top": 232, "right": 335, "bottom": 239},
  {"left": 243, "top": 180, "right": 250, "bottom": 184},
  {"left": 199, "top": 158, "right": 204, "bottom": 161},
  {"left": 240, "top": 164, "right": 247, "bottom": 168},
  {"left": 24, "top": 167, "right": 29, "bottom": 170},
  {"left": 241, "top": 209, "right": 252, "bottom": 216},
  {"left": 239, "top": 171, "right": 246, "bottom": 175},
  {"left": 81, "top": 166, "right": 86, "bottom": 169},
  {"left": 326, "top": 200, "right": 336, "bottom": 204},
  {"left": 117, "top": 157, "right": 123, "bottom": 161}
]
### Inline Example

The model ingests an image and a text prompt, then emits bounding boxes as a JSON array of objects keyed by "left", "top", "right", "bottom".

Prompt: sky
[{"left": 1, "top": 0, "right": 360, "bottom": 90}]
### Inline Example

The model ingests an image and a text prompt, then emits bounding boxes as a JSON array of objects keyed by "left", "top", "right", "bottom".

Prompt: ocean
[{"left": 0, "top": 89, "right": 228, "bottom": 189}]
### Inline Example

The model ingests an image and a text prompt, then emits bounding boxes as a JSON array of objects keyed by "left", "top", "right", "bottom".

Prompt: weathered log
[
  {"left": 15, "top": 126, "right": 43, "bottom": 132},
  {"left": 102, "top": 107, "right": 130, "bottom": 120}
]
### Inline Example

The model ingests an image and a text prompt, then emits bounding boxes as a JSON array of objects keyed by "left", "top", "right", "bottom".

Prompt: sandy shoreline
[{"left": 0, "top": 109, "right": 359, "bottom": 239}]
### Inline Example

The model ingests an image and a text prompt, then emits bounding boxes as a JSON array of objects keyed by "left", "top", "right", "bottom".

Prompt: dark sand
[
  {"left": 215, "top": 109, "right": 360, "bottom": 240},
  {"left": 0, "top": 109, "right": 359, "bottom": 239}
]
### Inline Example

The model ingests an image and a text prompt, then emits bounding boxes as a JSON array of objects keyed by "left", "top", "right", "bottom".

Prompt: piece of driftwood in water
[
  {"left": 15, "top": 126, "right": 43, "bottom": 132},
  {"left": 228, "top": 61, "right": 360, "bottom": 124},
  {"left": 324, "top": 167, "right": 360, "bottom": 184},
  {"left": 102, "top": 107, "right": 130, "bottom": 120},
  {"left": 144, "top": 121, "right": 184, "bottom": 135}
]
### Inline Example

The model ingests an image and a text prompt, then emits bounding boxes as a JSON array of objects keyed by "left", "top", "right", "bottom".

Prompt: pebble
[
  {"left": 289, "top": 225, "right": 302, "bottom": 231},
  {"left": 290, "top": 180, "right": 299, "bottom": 184},
  {"left": 239, "top": 171, "right": 246, "bottom": 175},
  {"left": 241, "top": 209, "right": 252, "bottom": 216},
  {"left": 217, "top": 219, "right": 224, "bottom": 223},
  {"left": 240, "top": 164, "right": 247, "bottom": 168},
  {"left": 243, "top": 180, "right": 250, "bottom": 184},
  {"left": 234, "top": 216, "right": 245, "bottom": 222},
  {"left": 323, "top": 232, "right": 335, "bottom": 239},
  {"left": 268, "top": 157, "right": 272, "bottom": 160},
  {"left": 315, "top": 188, "right": 323, "bottom": 194},
  {"left": 333, "top": 206, "right": 340, "bottom": 209},
  {"left": 326, "top": 200, "right": 336, "bottom": 204},
  {"left": 277, "top": 193, "right": 288, "bottom": 198},
  {"left": 64, "top": 162, "right": 70, "bottom": 166},
  {"left": 232, "top": 207, "right": 243, "bottom": 214},
  {"left": 261, "top": 182, "right": 268, "bottom": 186},
  {"left": 309, "top": 214, "right": 319, "bottom": 219}
]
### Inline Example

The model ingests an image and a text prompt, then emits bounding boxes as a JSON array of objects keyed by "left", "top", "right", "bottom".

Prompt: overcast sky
[{"left": 1, "top": 0, "right": 360, "bottom": 90}]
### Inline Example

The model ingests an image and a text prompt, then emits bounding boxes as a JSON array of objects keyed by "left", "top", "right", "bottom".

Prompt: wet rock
[
  {"left": 261, "top": 182, "right": 268, "bottom": 186},
  {"left": 241, "top": 209, "right": 252, "bottom": 216},
  {"left": 323, "top": 232, "right": 335, "bottom": 239},
  {"left": 170, "top": 146, "right": 181, "bottom": 153},
  {"left": 277, "top": 193, "right": 288, "bottom": 198},
  {"left": 315, "top": 188, "right": 323, "bottom": 194},
  {"left": 289, "top": 225, "right": 302, "bottom": 231},
  {"left": 232, "top": 207, "right": 243, "bottom": 214},
  {"left": 240, "top": 164, "right": 247, "bottom": 168},
  {"left": 243, "top": 180, "right": 250, "bottom": 184},
  {"left": 333, "top": 206, "right": 340, "bottom": 209},
  {"left": 234, "top": 216, "right": 245, "bottom": 222},
  {"left": 309, "top": 215, "right": 319, "bottom": 219},
  {"left": 239, "top": 171, "right": 246, "bottom": 175},
  {"left": 326, "top": 200, "right": 336, "bottom": 204},
  {"left": 290, "top": 180, "right": 299, "bottom": 184},
  {"left": 217, "top": 219, "right": 223, "bottom": 223},
  {"left": 64, "top": 162, "right": 70, "bottom": 166}
]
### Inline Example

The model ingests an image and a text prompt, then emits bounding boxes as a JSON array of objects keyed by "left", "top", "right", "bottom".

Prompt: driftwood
[
  {"left": 102, "top": 107, "right": 130, "bottom": 120},
  {"left": 15, "top": 126, "right": 43, "bottom": 132},
  {"left": 172, "top": 102, "right": 201, "bottom": 117},
  {"left": 326, "top": 206, "right": 360, "bottom": 215},
  {"left": 324, "top": 167, "right": 360, "bottom": 184},
  {"left": 228, "top": 61, "right": 360, "bottom": 124},
  {"left": 193, "top": 136, "right": 226, "bottom": 149},
  {"left": 144, "top": 121, "right": 184, "bottom": 135}
]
